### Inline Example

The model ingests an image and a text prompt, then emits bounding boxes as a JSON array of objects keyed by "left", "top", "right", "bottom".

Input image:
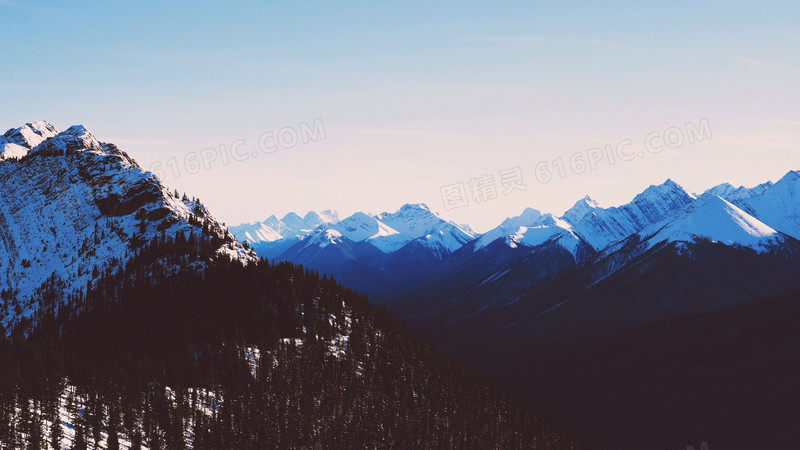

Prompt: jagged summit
[
  {"left": 560, "top": 180, "right": 695, "bottom": 250},
  {"left": 0, "top": 121, "right": 253, "bottom": 331},
  {"left": 500, "top": 207, "right": 543, "bottom": 229},
  {"left": 398, "top": 203, "right": 431, "bottom": 211},
  {"left": 778, "top": 169, "right": 800, "bottom": 183},
  {"left": 632, "top": 178, "right": 695, "bottom": 205},
  {"left": 474, "top": 207, "right": 586, "bottom": 258},
  {"left": 304, "top": 209, "right": 340, "bottom": 224},
  {"left": 561, "top": 196, "right": 600, "bottom": 225},
  {"left": 30, "top": 124, "right": 103, "bottom": 155},
  {"left": 0, "top": 121, "right": 59, "bottom": 159},
  {"left": 641, "top": 194, "right": 780, "bottom": 251}
]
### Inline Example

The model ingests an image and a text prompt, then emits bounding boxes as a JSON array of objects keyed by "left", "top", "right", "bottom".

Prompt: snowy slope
[
  {"left": 229, "top": 210, "right": 340, "bottom": 259},
  {"left": 704, "top": 181, "right": 772, "bottom": 202},
  {"left": 330, "top": 212, "right": 409, "bottom": 253},
  {"left": 729, "top": 171, "right": 800, "bottom": 240},
  {"left": 0, "top": 121, "right": 253, "bottom": 331},
  {"left": 286, "top": 204, "right": 476, "bottom": 256},
  {"left": 376, "top": 203, "right": 475, "bottom": 255},
  {"left": 474, "top": 207, "right": 585, "bottom": 258},
  {"left": 282, "top": 210, "right": 340, "bottom": 235},
  {"left": 640, "top": 194, "right": 781, "bottom": 251},
  {"left": 237, "top": 204, "right": 474, "bottom": 258},
  {"left": 562, "top": 179, "right": 696, "bottom": 250},
  {"left": 0, "top": 121, "right": 58, "bottom": 160},
  {"left": 230, "top": 210, "right": 340, "bottom": 244},
  {"left": 231, "top": 221, "right": 284, "bottom": 243},
  {"left": 303, "top": 228, "right": 347, "bottom": 249}
]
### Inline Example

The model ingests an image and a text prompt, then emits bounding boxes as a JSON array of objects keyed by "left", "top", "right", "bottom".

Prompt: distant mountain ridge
[
  {"left": 234, "top": 172, "right": 800, "bottom": 299},
  {"left": 233, "top": 203, "right": 473, "bottom": 255}
]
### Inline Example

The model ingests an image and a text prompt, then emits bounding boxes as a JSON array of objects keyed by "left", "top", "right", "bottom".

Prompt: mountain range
[
  {"left": 233, "top": 171, "right": 800, "bottom": 305},
  {"left": 4, "top": 120, "right": 800, "bottom": 448},
  {"left": 0, "top": 121, "right": 578, "bottom": 449},
  {"left": 233, "top": 169, "right": 800, "bottom": 449}
]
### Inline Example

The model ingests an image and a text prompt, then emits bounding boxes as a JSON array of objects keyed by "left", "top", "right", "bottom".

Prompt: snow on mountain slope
[
  {"left": 230, "top": 210, "right": 340, "bottom": 243},
  {"left": 474, "top": 207, "right": 585, "bottom": 258},
  {"left": 331, "top": 212, "right": 409, "bottom": 253},
  {"left": 562, "top": 179, "right": 696, "bottom": 250},
  {"left": 729, "top": 171, "right": 800, "bottom": 240},
  {"left": 377, "top": 203, "right": 475, "bottom": 255},
  {"left": 640, "top": 194, "right": 780, "bottom": 251},
  {"left": 704, "top": 181, "right": 772, "bottom": 202},
  {"left": 0, "top": 121, "right": 253, "bottom": 331},
  {"left": 233, "top": 222, "right": 284, "bottom": 243},
  {"left": 304, "top": 228, "right": 346, "bottom": 249},
  {"left": 278, "top": 210, "right": 339, "bottom": 234},
  {"left": 287, "top": 204, "right": 476, "bottom": 257},
  {"left": 303, "top": 210, "right": 340, "bottom": 230},
  {"left": 458, "top": 223, "right": 482, "bottom": 237},
  {"left": 0, "top": 120, "right": 59, "bottom": 160}
]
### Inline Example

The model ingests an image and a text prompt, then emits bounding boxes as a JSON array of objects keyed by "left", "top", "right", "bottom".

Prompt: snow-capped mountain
[
  {"left": 234, "top": 203, "right": 475, "bottom": 260},
  {"left": 229, "top": 209, "right": 339, "bottom": 258},
  {"left": 232, "top": 172, "right": 800, "bottom": 320},
  {"left": 329, "top": 211, "right": 410, "bottom": 252},
  {"left": 0, "top": 120, "right": 58, "bottom": 160},
  {"left": 561, "top": 179, "right": 696, "bottom": 251},
  {"left": 0, "top": 121, "right": 252, "bottom": 332},
  {"left": 376, "top": 203, "right": 474, "bottom": 257},
  {"left": 639, "top": 194, "right": 782, "bottom": 252},
  {"left": 704, "top": 180, "right": 772, "bottom": 202},
  {"left": 230, "top": 209, "right": 340, "bottom": 243},
  {"left": 711, "top": 170, "right": 800, "bottom": 240},
  {"left": 473, "top": 207, "right": 587, "bottom": 259},
  {"left": 242, "top": 204, "right": 477, "bottom": 295},
  {"left": 282, "top": 210, "right": 341, "bottom": 236}
]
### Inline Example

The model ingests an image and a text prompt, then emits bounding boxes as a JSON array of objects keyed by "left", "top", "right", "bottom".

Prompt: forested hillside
[{"left": 0, "top": 235, "right": 582, "bottom": 449}]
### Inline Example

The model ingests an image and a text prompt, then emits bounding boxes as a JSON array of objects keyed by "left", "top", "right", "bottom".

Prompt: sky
[{"left": 2, "top": 1, "right": 800, "bottom": 231}]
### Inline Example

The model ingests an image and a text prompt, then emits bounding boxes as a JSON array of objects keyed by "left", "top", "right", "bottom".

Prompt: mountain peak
[
  {"left": 562, "top": 196, "right": 599, "bottom": 225},
  {"left": 303, "top": 211, "right": 323, "bottom": 221},
  {"left": 2, "top": 121, "right": 59, "bottom": 147},
  {"left": 1, "top": 121, "right": 60, "bottom": 160},
  {"left": 520, "top": 206, "right": 542, "bottom": 217},
  {"left": 282, "top": 212, "right": 302, "bottom": 222},
  {"left": 576, "top": 195, "right": 600, "bottom": 209},
  {"left": 0, "top": 123, "right": 254, "bottom": 327},
  {"left": 777, "top": 170, "right": 800, "bottom": 184},
  {"left": 643, "top": 194, "right": 779, "bottom": 251},
  {"left": 377, "top": 203, "right": 436, "bottom": 221},
  {"left": 705, "top": 182, "right": 735, "bottom": 196},
  {"left": 500, "top": 207, "right": 542, "bottom": 229},
  {"left": 29, "top": 124, "right": 102, "bottom": 155},
  {"left": 635, "top": 179, "right": 694, "bottom": 203},
  {"left": 62, "top": 124, "right": 90, "bottom": 136},
  {"left": 399, "top": 203, "right": 431, "bottom": 212}
]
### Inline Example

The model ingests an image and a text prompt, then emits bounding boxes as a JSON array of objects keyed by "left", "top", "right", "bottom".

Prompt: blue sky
[{"left": 2, "top": 1, "right": 799, "bottom": 229}]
